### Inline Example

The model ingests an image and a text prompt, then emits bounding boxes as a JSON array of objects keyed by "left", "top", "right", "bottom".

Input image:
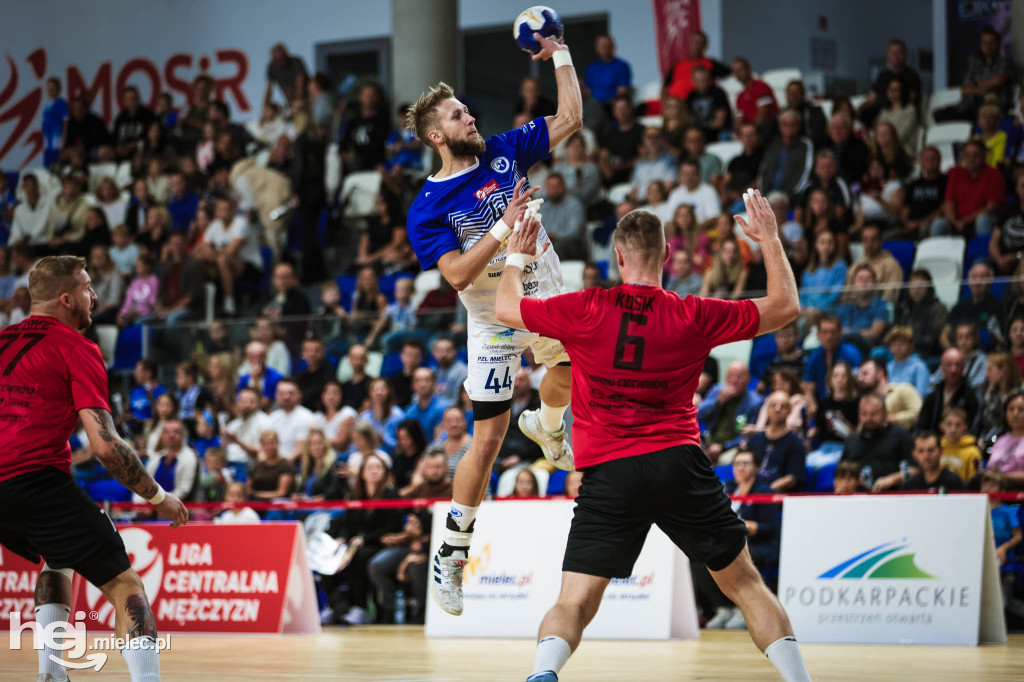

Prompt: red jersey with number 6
[
  {"left": 520, "top": 285, "right": 760, "bottom": 469},
  {"left": 0, "top": 316, "right": 110, "bottom": 482}
]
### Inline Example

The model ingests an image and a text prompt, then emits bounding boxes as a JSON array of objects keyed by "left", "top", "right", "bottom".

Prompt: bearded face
[{"left": 445, "top": 131, "right": 486, "bottom": 158}]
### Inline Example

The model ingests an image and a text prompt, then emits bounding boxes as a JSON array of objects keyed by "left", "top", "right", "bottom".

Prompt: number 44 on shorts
[{"left": 485, "top": 366, "right": 513, "bottom": 394}]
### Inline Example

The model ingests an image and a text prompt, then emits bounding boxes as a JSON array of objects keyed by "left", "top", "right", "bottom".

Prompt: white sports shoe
[
  {"left": 37, "top": 674, "right": 70, "bottom": 682},
  {"left": 519, "top": 409, "right": 574, "bottom": 471},
  {"left": 705, "top": 606, "right": 735, "bottom": 629},
  {"left": 432, "top": 551, "right": 466, "bottom": 616}
]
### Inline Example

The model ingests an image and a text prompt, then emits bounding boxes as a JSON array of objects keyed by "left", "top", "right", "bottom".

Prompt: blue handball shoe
[{"left": 526, "top": 673, "right": 558, "bottom": 682}]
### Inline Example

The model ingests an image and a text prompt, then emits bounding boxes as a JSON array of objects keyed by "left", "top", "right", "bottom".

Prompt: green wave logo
[
  {"left": 489, "top": 328, "right": 516, "bottom": 344},
  {"left": 817, "top": 539, "right": 936, "bottom": 580}
]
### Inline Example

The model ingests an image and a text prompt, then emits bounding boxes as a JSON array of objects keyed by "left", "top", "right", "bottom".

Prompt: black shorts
[
  {"left": 0, "top": 467, "right": 131, "bottom": 587},
  {"left": 563, "top": 444, "right": 748, "bottom": 579}
]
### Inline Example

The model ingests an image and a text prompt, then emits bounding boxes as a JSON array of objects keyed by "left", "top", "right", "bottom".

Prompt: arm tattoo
[
  {"left": 124, "top": 593, "right": 158, "bottom": 640},
  {"left": 87, "top": 409, "right": 159, "bottom": 500}
]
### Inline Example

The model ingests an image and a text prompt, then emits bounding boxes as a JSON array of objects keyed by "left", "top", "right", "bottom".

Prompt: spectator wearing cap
[
  {"left": 856, "top": 358, "right": 922, "bottom": 431},
  {"left": 757, "top": 110, "right": 813, "bottom": 202},
  {"left": 917, "top": 348, "right": 980, "bottom": 434},
  {"left": 584, "top": 35, "right": 633, "bottom": 104},
  {"left": 8, "top": 174, "right": 54, "bottom": 247},
  {"left": 731, "top": 57, "right": 778, "bottom": 138},
  {"left": 842, "top": 224, "right": 903, "bottom": 304},
  {"left": 930, "top": 139, "right": 1005, "bottom": 238},
  {"left": 885, "top": 326, "right": 930, "bottom": 397}
]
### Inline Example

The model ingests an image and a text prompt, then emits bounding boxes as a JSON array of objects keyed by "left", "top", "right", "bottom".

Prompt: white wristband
[
  {"left": 505, "top": 253, "right": 531, "bottom": 269},
  {"left": 552, "top": 49, "right": 573, "bottom": 69},
  {"left": 147, "top": 485, "right": 166, "bottom": 505},
  {"left": 489, "top": 220, "right": 512, "bottom": 243}
]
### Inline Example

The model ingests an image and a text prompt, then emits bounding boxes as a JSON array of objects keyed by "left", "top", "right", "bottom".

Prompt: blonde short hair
[
  {"left": 28, "top": 255, "right": 87, "bottom": 302},
  {"left": 406, "top": 82, "right": 455, "bottom": 151}
]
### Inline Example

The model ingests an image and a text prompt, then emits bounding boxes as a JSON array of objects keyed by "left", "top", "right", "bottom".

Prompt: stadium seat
[
  {"left": 707, "top": 140, "right": 743, "bottom": 168},
  {"left": 94, "top": 324, "right": 119, "bottom": 368},
  {"left": 749, "top": 333, "right": 778, "bottom": 382},
  {"left": 341, "top": 171, "right": 381, "bottom": 219},
  {"left": 380, "top": 351, "right": 403, "bottom": 378},
  {"left": 637, "top": 80, "right": 662, "bottom": 108},
  {"left": 238, "top": 245, "right": 274, "bottom": 296},
  {"left": 913, "top": 237, "right": 965, "bottom": 292},
  {"left": 714, "top": 464, "right": 734, "bottom": 483},
  {"left": 963, "top": 235, "right": 991, "bottom": 271},
  {"left": 817, "top": 98, "right": 834, "bottom": 120},
  {"left": 927, "top": 87, "right": 962, "bottom": 125},
  {"left": 337, "top": 275, "right": 358, "bottom": 310},
  {"left": 87, "top": 478, "right": 132, "bottom": 502},
  {"left": 87, "top": 162, "right": 118, "bottom": 192},
  {"left": 606, "top": 182, "right": 632, "bottom": 205},
  {"left": 638, "top": 115, "right": 663, "bottom": 128},
  {"left": 709, "top": 338, "right": 753, "bottom": 382},
  {"left": 111, "top": 324, "right": 145, "bottom": 372},
  {"left": 812, "top": 463, "right": 837, "bottom": 492},
  {"left": 926, "top": 122, "right": 971, "bottom": 147},
  {"left": 560, "top": 260, "right": 586, "bottom": 292},
  {"left": 547, "top": 469, "right": 568, "bottom": 495},
  {"left": 762, "top": 68, "right": 802, "bottom": 107},
  {"left": 849, "top": 94, "right": 867, "bottom": 110},
  {"left": 379, "top": 273, "right": 413, "bottom": 303},
  {"left": 204, "top": 282, "right": 217, "bottom": 323},
  {"left": 336, "top": 350, "right": 382, "bottom": 382},
  {"left": 848, "top": 241, "right": 864, "bottom": 265},
  {"left": 881, "top": 240, "right": 915, "bottom": 281},
  {"left": 411, "top": 269, "right": 441, "bottom": 310},
  {"left": 718, "top": 76, "right": 743, "bottom": 107},
  {"left": 934, "top": 141, "right": 958, "bottom": 171}
]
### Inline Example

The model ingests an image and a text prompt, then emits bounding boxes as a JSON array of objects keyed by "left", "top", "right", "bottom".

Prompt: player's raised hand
[
  {"left": 734, "top": 188, "right": 778, "bottom": 244},
  {"left": 531, "top": 32, "right": 568, "bottom": 61},
  {"left": 154, "top": 492, "right": 189, "bottom": 529},
  {"left": 501, "top": 177, "right": 541, "bottom": 230},
  {"left": 509, "top": 213, "right": 547, "bottom": 259}
]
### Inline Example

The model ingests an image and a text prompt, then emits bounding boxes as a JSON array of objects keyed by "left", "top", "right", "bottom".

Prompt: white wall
[{"left": 720, "top": 0, "right": 934, "bottom": 93}]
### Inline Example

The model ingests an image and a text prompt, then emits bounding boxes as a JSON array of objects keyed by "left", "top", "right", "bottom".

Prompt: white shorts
[{"left": 463, "top": 249, "right": 568, "bottom": 403}]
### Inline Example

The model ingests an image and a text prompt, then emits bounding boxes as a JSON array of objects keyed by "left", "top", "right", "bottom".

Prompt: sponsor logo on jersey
[
  {"left": 474, "top": 179, "right": 500, "bottom": 200},
  {"left": 489, "top": 328, "right": 516, "bottom": 344},
  {"left": 490, "top": 157, "right": 510, "bottom": 173}
]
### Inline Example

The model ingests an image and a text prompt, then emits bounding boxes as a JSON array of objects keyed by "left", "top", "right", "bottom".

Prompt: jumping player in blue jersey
[{"left": 406, "top": 33, "right": 583, "bottom": 616}]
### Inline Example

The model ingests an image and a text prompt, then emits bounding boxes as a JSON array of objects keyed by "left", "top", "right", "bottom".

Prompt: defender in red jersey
[
  {"left": 497, "top": 194, "right": 812, "bottom": 682},
  {"left": 0, "top": 256, "right": 187, "bottom": 682}
]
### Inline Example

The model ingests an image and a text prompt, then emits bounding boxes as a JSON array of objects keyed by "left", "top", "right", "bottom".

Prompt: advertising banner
[
  {"left": 945, "top": 0, "right": 1013, "bottom": 87},
  {"left": 70, "top": 523, "right": 319, "bottom": 635},
  {"left": 425, "top": 500, "right": 699, "bottom": 640},
  {"left": 651, "top": 0, "right": 703, "bottom": 78},
  {"left": 779, "top": 495, "right": 1006, "bottom": 645},
  {"left": 0, "top": 547, "right": 42, "bottom": 626}
]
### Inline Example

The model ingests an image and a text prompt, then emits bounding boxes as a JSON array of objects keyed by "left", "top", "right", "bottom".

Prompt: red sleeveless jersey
[{"left": 520, "top": 285, "right": 759, "bottom": 469}]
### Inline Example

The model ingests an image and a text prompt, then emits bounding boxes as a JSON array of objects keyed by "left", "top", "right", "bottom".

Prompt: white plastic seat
[
  {"left": 340, "top": 171, "right": 382, "bottom": 219},
  {"left": 606, "top": 182, "right": 633, "bottom": 205},
  {"left": 913, "top": 236, "right": 965, "bottom": 307},
  {"left": 336, "top": 350, "right": 383, "bottom": 382},
  {"left": 410, "top": 269, "right": 441, "bottom": 310},
  {"left": 927, "top": 87, "right": 962, "bottom": 125},
  {"left": 762, "top": 68, "right": 803, "bottom": 90},
  {"left": 559, "top": 260, "right": 586, "bottom": 293},
  {"left": 637, "top": 80, "right": 662, "bottom": 105},
  {"left": 94, "top": 324, "right": 119, "bottom": 368},
  {"left": 925, "top": 122, "right": 971, "bottom": 146},
  {"left": 706, "top": 140, "right": 744, "bottom": 168},
  {"left": 709, "top": 339, "right": 753, "bottom": 383}
]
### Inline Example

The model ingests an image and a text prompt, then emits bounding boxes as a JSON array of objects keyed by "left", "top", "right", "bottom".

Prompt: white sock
[
  {"left": 765, "top": 636, "right": 811, "bottom": 682},
  {"left": 121, "top": 636, "right": 161, "bottom": 682},
  {"left": 34, "top": 603, "right": 70, "bottom": 679},
  {"left": 223, "top": 297, "right": 236, "bottom": 314},
  {"left": 538, "top": 401, "right": 568, "bottom": 433},
  {"left": 440, "top": 501, "right": 479, "bottom": 560},
  {"left": 530, "top": 635, "right": 572, "bottom": 677}
]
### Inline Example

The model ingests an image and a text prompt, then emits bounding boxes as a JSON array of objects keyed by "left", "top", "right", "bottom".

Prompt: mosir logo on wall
[{"left": 0, "top": 47, "right": 251, "bottom": 168}]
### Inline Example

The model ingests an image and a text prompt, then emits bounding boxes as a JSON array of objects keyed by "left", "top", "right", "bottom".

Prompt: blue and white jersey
[{"left": 407, "top": 117, "right": 554, "bottom": 323}]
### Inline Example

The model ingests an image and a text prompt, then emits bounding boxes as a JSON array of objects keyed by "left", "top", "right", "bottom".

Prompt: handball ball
[{"left": 513, "top": 6, "right": 564, "bottom": 54}]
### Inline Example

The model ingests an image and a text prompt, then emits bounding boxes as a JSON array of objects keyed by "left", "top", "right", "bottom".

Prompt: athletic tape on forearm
[
  {"left": 148, "top": 484, "right": 166, "bottom": 505},
  {"left": 505, "top": 253, "right": 531, "bottom": 269},
  {"left": 552, "top": 49, "right": 573, "bottom": 69},
  {"left": 488, "top": 220, "right": 512, "bottom": 243}
]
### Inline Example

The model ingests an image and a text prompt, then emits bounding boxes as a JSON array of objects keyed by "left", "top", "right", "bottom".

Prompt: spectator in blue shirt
[
  {"left": 697, "top": 361, "right": 764, "bottom": 463},
  {"left": 836, "top": 263, "right": 890, "bottom": 356},
  {"left": 129, "top": 358, "right": 167, "bottom": 421},
  {"left": 885, "top": 326, "right": 930, "bottom": 397},
  {"left": 744, "top": 391, "right": 807, "bottom": 492},
  {"left": 584, "top": 35, "right": 633, "bottom": 104},
  {"left": 799, "top": 229, "right": 847, "bottom": 315},
  {"left": 404, "top": 367, "right": 450, "bottom": 440},
  {"left": 981, "top": 471, "right": 1022, "bottom": 568},
  {"left": 803, "top": 313, "right": 863, "bottom": 402},
  {"left": 166, "top": 172, "right": 200, "bottom": 232},
  {"left": 42, "top": 78, "right": 68, "bottom": 167},
  {"left": 236, "top": 341, "right": 284, "bottom": 410}
]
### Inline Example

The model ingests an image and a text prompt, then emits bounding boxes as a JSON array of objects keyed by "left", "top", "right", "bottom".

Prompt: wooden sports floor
[{"left": 2, "top": 628, "right": 1022, "bottom": 680}]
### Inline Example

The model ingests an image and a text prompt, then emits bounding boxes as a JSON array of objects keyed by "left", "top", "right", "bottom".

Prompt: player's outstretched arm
[
  {"left": 735, "top": 189, "right": 800, "bottom": 335},
  {"left": 436, "top": 177, "right": 540, "bottom": 290},
  {"left": 80, "top": 408, "right": 189, "bottom": 528},
  {"left": 533, "top": 33, "right": 583, "bottom": 150},
  {"left": 496, "top": 214, "right": 546, "bottom": 329}
]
